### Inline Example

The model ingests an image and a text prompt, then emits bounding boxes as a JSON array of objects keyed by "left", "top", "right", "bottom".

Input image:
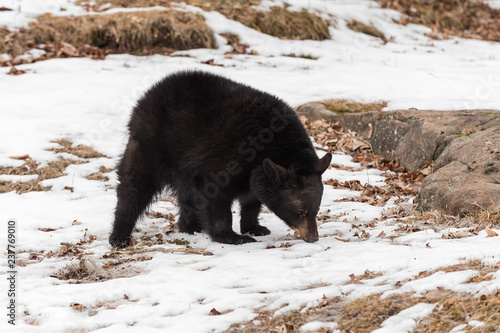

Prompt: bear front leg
[
  {"left": 239, "top": 195, "right": 270, "bottom": 236},
  {"left": 204, "top": 199, "right": 256, "bottom": 244}
]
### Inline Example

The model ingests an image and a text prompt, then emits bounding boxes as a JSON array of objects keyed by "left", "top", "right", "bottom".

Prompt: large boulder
[
  {"left": 418, "top": 125, "right": 500, "bottom": 214},
  {"left": 296, "top": 102, "right": 500, "bottom": 215}
]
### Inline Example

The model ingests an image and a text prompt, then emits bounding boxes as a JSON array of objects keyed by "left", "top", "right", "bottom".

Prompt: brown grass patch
[
  {"left": 37, "top": 158, "right": 86, "bottom": 180},
  {"left": 47, "top": 138, "right": 107, "bottom": 159},
  {"left": 225, "top": 308, "right": 310, "bottom": 333},
  {"left": 1, "top": 9, "right": 217, "bottom": 58},
  {"left": 51, "top": 260, "right": 93, "bottom": 281},
  {"left": 85, "top": 173, "right": 109, "bottom": 182},
  {"left": 471, "top": 203, "right": 500, "bottom": 226},
  {"left": 85, "top": 166, "right": 113, "bottom": 182},
  {"left": 339, "top": 293, "right": 421, "bottom": 332},
  {"left": 0, "top": 158, "right": 39, "bottom": 176},
  {"left": 396, "top": 206, "right": 500, "bottom": 236},
  {"left": 51, "top": 258, "right": 146, "bottom": 282},
  {"left": 394, "top": 260, "right": 500, "bottom": 288},
  {"left": 226, "top": 258, "right": 500, "bottom": 332},
  {"left": 415, "top": 290, "right": 500, "bottom": 332},
  {"left": 347, "top": 20, "right": 386, "bottom": 40},
  {"left": 438, "top": 260, "right": 500, "bottom": 284},
  {"left": 0, "top": 156, "right": 84, "bottom": 193},
  {"left": 227, "top": 288, "right": 500, "bottom": 333},
  {"left": 357, "top": 269, "right": 383, "bottom": 280},
  {"left": 0, "top": 179, "right": 52, "bottom": 194},
  {"left": 378, "top": 0, "right": 500, "bottom": 42},
  {"left": 0, "top": 158, "right": 86, "bottom": 192},
  {"left": 0, "top": 139, "right": 103, "bottom": 193},
  {"left": 78, "top": 0, "right": 331, "bottom": 41},
  {"left": 234, "top": 6, "right": 330, "bottom": 41},
  {"left": 321, "top": 99, "right": 388, "bottom": 113}
]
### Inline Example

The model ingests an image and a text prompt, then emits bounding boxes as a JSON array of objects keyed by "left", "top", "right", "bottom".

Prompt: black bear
[{"left": 109, "top": 70, "right": 332, "bottom": 247}]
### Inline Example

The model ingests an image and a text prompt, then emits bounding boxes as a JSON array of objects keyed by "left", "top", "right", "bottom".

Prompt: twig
[{"left": 112, "top": 247, "right": 213, "bottom": 256}]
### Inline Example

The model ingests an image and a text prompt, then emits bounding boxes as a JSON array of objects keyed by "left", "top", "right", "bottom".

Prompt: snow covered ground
[{"left": 1, "top": 1, "right": 500, "bottom": 332}]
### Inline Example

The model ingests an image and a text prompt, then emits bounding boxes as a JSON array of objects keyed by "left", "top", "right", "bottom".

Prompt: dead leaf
[
  {"left": 59, "top": 42, "right": 79, "bottom": 57},
  {"left": 64, "top": 186, "right": 74, "bottom": 192},
  {"left": 335, "top": 237, "right": 350, "bottom": 242},
  {"left": 72, "top": 220, "right": 82, "bottom": 225},
  {"left": 39, "top": 228, "right": 58, "bottom": 232},
  {"left": 349, "top": 273, "right": 363, "bottom": 284},
  {"left": 441, "top": 230, "right": 472, "bottom": 239},
  {"left": 8, "top": 66, "right": 26, "bottom": 75},
  {"left": 70, "top": 302, "right": 86, "bottom": 312},
  {"left": 485, "top": 228, "right": 498, "bottom": 237},
  {"left": 59, "top": 245, "right": 69, "bottom": 255},
  {"left": 417, "top": 271, "right": 427, "bottom": 279},
  {"left": 209, "top": 308, "right": 221, "bottom": 316},
  {"left": 377, "top": 231, "right": 387, "bottom": 238},
  {"left": 421, "top": 165, "right": 433, "bottom": 176},
  {"left": 10, "top": 154, "right": 30, "bottom": 160}
]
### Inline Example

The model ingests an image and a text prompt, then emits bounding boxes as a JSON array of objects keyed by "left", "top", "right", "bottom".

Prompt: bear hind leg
[{"left": 110, "top": 139, "right": 163, "bottom": 248}]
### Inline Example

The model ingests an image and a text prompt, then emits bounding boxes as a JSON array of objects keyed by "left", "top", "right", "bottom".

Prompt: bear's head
[{"left": 251, "top": 153, "right": 332, "bottom": 243}]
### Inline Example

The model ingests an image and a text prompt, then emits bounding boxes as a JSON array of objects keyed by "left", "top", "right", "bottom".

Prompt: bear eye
[{"left": 297, "top": 210, "right": 306, "bottom": 218}]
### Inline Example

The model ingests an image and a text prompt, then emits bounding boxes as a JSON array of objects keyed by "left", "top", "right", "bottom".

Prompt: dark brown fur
[{"left": 110, "top": 71, "right": 331, "bottom": 247}]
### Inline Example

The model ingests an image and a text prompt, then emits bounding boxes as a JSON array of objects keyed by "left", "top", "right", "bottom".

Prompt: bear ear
[
  {"left": 262, "top": 158, "right": 287, "bottom": 184},
  {"left": 314, "top": 153, "right": 332, "bottom": 174}
]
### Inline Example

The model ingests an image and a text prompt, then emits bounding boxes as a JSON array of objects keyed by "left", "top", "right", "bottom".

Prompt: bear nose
[{"left": 304, "top": 233, "right": 319, "bottom": 243}]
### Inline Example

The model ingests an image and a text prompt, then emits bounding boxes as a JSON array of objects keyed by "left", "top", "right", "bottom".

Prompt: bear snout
[{"left": 293, "top": 220, "right": 319, "bottom": 243}]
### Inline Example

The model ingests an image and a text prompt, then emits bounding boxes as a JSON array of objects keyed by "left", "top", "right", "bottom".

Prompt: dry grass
[
  {"left": 51, "top": 260, "right": 92, "bottom": 280},
  {"left": 378, "top": 0, "right": 500, "bottom": 42},
  {"left": 357, "top": 269, "right": 383, "bottom": 280},
  {"left": 226, "top": 259, "right": 500, "bottom": 332},
  {"left": 322, "top": 99, "right": 388, "bottom": 113},
  {"left": 0, "top": 179, "right": 52, "bottom": 194},
  {"left": 1, "top": 10, "right": 217, "bottom": 57},
  {"left": 85, "top": 166, "right": 113, "bottom": 182},
  {"left": 0, "top": 139, "right": 107, "bottom": 194},
  {"left": 339, "top": 293, "right": 421, "bottom": 332},
  {"left": 0, "top": 156, "right": 82, "bottom": 194},
  {"left": 227, "top": 289, "right": 500, "bottom": 333},
  {"left": 235, "top": 6, "right": 330, "bottom": 41},
  {"left": 347, "top": 20, "right": 386, "bottom": 40},
  {"left": 436, "top": 260, "right": 500, "bottom": 284},
  {"left": 225, "top": 308, "right": 310, "bottom": 333},
  {"left": 471, "top": 203, "right": 500, "bottom": 226},
  {"left": 78, "top": 0, "right": 331, "bottom": 41},
  {"left": 37, "top": 158, "right": 87, "bottom": 181},
  {"left": 0, "top": 158, "right": 39, "bottom": 176},
  {"left": 47, "top": 138, "right": 107, "bottom": 159},
  {"left": 415, "top": 290, "right": 500, "bottom": 332}
]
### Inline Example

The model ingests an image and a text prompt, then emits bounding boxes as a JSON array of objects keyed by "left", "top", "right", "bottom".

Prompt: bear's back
[{"left": 128, "top": 71, "right": 315, "bottom": 178}]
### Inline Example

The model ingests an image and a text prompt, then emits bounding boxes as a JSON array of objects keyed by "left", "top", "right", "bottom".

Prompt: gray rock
[
  {"left": 417, "top": 125, "right": 500, "bottom": 214},
  {"left": 297, "top": 102, "right": 500, "bottom": 215}
]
